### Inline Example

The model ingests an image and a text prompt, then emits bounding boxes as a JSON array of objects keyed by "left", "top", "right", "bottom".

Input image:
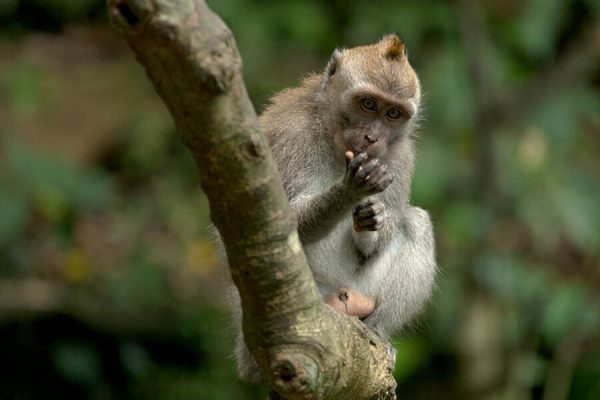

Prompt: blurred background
[{"left": 0, "top": 0, "right": 598, "bottom": 399}]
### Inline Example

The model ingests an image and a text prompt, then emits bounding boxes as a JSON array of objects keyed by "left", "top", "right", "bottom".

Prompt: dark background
[{"left": 0, "top": 0, "right": 598, "bottom": 399}]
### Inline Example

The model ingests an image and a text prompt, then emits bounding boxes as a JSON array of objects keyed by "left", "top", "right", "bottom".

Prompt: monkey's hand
[
  {"left": 344, "top": 151, "right": 394, "bottom": 199},
  {"left": 353, "top": 197, "right": 385, "bottom": 232}
]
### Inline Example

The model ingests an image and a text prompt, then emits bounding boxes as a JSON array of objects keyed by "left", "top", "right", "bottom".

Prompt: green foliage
[
  {"left": 511, "top": 0, "right": 571, "bottom": 61},
  {"left": 0, "top": 0, "right": 19, "bottom": 19},
  {"left": 0, "top": 0, "right": 598, "bottom": 399},
  {"left": 0, "top": 185, "right": 28, "bottom": 244},
  {"left": 393, "top": 337, "right": 430, "bottom": 382},
  {"left": 4, "top": 139, "right": 113, "bottom": 212},
  {"left": 0, "top": 0, "right": 101, "bottom": 26},
  {"left": 52, "top": 341, "right": 102, "bottom": 385}
]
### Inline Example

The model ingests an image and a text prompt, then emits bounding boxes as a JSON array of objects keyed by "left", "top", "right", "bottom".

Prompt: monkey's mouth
[
  {"left": 346, "top": 145, "right": 372, "bottom": 160},
  {"left": 342, "top": 131, "right": 384, "bottom": 159},
  {"left": 356, "top": 141, "right": 383, "bottom": 158}
]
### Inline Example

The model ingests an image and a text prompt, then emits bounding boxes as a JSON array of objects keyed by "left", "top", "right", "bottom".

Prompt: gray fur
[{"left": 230, "top": 37, "right": 437, "bottom": 382}]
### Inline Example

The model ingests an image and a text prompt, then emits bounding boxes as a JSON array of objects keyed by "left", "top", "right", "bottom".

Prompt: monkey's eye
[
  {"left": 360, "top": 97, "right": 377, "bottom": 111},
  {"left": 386, "top": 108, "right": 402, "bottom": 119}
]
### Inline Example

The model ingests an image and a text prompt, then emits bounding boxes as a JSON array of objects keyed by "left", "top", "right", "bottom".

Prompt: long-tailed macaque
[{"left": 229, "top": 34, "right": 436, "bottom": 382}]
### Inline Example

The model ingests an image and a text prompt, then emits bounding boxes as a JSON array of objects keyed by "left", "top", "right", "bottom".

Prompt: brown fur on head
[{"left": 321, "top": 35, "right": 421, "bottom": 160}]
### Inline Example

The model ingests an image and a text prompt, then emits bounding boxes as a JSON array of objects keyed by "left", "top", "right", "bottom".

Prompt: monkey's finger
[
  {"left": 348, "top": 152, "right": 368, "bottom": 172},
  {"left": 366, "top": 165, "right": 388, "bottom": 188},
  {"left": 354, "top": 202, "right": 384, "bottom": 218},
  {"left": 354, "top": 211, "right": 384, "bottom": 226},
  {"left": 354, "top": 197, "right": 377, "bottom": 211},
  {"left": 353, "top": 221, "right": 367, "bottom": 232},
  {"left": 355, "top": 167, "right": 368, "bottom": 182},
  {"left": 354, "top": 206, "right": 384, "bottom": 219},
  {"left": 371, "top": 222, "right": 385, "bottom": 231},
  {"left": 373, "top": 174, "right": 394, "bottom": 192},
  {"left": 363, "top": 220, "right": 385, "bottom": 231},
  {"left": 345, "top": 151, "right": 354, "bottom": 167},
  {"left": 360, "top": 158, "right": 380, "bottom": 177}
]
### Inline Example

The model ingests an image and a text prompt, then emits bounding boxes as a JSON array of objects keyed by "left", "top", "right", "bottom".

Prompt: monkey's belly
[{"left": 303, "top": 221, "right": 393, "bottom": 299}]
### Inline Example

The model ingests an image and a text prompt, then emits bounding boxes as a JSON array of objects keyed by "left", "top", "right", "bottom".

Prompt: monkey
[{"left": 228, "top": 34, "right": 437, "bottom": 382}]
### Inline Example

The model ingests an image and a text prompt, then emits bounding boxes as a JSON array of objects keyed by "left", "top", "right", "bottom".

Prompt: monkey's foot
[{"left": 324, "top": 287, "right": 375, "bottom": 319}]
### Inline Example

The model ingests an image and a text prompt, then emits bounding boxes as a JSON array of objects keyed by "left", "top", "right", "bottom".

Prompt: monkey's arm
[
  {"left": 291, "top": 152, "right": 393, "bottom": 245},
  {"left": 362, "top": 207, "right": 436, "bottom": 339},
  {"left": 291, "top": 183, "right": 356, "bottom": 244}
]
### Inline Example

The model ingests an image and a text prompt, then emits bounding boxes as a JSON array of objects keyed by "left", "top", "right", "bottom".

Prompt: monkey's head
[{"left": 321, "top": 34, "right": 421, "bottom": 160}]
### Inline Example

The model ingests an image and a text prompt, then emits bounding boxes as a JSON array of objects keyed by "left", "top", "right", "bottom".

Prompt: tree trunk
[{"left": 106, "top": 1, "right": 397, "bottom": 398}]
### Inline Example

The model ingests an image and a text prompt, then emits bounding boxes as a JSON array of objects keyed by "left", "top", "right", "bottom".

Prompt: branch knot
[{"left": 271, "top": 353, "right": 318, "bottom": 397}]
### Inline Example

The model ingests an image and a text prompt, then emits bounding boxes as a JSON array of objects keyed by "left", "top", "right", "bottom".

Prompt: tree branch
[{"left": 106, "top": 0, "right": 397, "bottom": 398}]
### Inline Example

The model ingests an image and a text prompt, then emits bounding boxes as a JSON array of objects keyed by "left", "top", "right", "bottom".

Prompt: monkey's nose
[{"left": 365, "top": 134, "right": 378, "bottom": 143}]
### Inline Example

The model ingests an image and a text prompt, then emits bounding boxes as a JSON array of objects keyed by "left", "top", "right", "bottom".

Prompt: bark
[{"left": 106, "top": 1, "right": 397, "bottom": 399}]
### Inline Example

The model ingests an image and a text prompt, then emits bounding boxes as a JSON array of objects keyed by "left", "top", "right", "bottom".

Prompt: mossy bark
[{"left": 106, "top": 1, "right": 397, "bottom": 398}]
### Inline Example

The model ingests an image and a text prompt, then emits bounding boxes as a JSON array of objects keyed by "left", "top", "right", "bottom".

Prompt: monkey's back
[{"left": 260, "top": 75, "right": 339, "bottom": 195}]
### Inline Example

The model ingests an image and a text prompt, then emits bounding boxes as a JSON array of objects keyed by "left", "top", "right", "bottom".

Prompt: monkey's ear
[
  {"left": 325, "top": 49, "right": 342, "bottom": 78},
  {"left": 381, "top": 34, "right": 407, "bottom": 61}
]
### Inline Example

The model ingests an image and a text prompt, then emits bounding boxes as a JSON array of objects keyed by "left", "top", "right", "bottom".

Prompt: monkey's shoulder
[
  {"left": 259, "top": 74, "right": 323, "bottom": 136},
  {"left": 262, "top": 73, "right": 321, "bottom": 110}
]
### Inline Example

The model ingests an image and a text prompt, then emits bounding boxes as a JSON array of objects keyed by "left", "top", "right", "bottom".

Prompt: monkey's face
[
  {"left": 323, "top": 34, "right": 421, "bottom": 160},
  {"left": 333, "top": 89, "right": 417, "bottom": 159}
]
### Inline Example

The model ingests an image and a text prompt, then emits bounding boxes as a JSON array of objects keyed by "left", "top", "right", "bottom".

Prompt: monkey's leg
[{"left": 361, "top": 206, "right": 436, "bottom": 339}]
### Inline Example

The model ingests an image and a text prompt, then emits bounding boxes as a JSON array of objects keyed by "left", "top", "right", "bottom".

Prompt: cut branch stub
[
  {"left": 271, "top": 352, "right": 319, "bottom": 397},
  {"left": 108, "top": 0, "right": 240, "bottom": 96},
  {"left": 108, "top": 0, "right": 153, "bottom": 30}
]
